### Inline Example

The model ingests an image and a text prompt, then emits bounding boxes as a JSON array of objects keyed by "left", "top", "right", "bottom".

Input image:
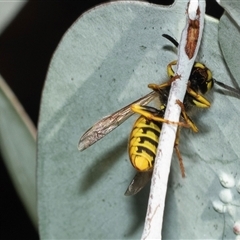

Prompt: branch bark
[{"left": 141, "top": 0, "right": 206, "bottom": 239}]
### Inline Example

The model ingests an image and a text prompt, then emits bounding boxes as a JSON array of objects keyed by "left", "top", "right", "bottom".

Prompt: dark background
[{"left": 0, "top": 1, "right": 223, "bottom": 239}]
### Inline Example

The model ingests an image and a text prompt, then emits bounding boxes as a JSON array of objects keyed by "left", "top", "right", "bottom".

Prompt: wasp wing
[
  {"left": 124, "top": 171, "right": 153, "bottom": 196},
  {"left": 78, "top": 91, "right": 157, "bottom": 151}
]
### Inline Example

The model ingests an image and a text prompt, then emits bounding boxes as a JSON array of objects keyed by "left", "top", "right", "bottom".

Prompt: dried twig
[{"left": 141, "top": 1, "right": 206, "bottom": 239}]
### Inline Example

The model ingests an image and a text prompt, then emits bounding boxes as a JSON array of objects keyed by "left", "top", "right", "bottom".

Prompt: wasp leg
[
  {"left": 187, "top": 87, "right": 211, "bottom": 108},
  {"left": 174, "top": 127, "right": 185, "bottom": 178},
  {"left": 148, "top": 82, "right": 170, "bottom": 91},
  {"left": 167, "top": 60, "right": 178, "bottom": 77},
  {"left": 147, "top": 60, "right": 179, "bottom": 92},
  {"left": 148, "top": 74, "right": 180, "bottom": 92},
  {"left": 176, "top": 99, "right": 198, "bottom": 132},
  {"left": 148, "top": 78, "right": 180, "bottom": 92},
  {"left": 131, "top": 105, "right": 190, "bottom": 128}
]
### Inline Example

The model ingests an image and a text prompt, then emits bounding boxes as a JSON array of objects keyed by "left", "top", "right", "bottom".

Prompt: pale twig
[{"left": 141, "top": 0, "right": 206, "bottom": 239}]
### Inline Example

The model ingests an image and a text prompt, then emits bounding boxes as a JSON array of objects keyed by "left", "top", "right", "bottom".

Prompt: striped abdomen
[{"left": 128, "top": 116, "right": 161, "bottom": 172}]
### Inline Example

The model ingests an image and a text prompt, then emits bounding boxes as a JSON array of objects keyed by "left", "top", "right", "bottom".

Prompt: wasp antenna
[
  {"left": 214, "top": 79, "right": 240, "bottom": 97},
  {"left": 162, "top": 34, "right": 179, "bottom": 48}
]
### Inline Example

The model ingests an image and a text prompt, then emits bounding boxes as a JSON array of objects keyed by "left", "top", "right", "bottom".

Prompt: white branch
[{"left": 141, "top": 0, "right": 206, "bottom": 239}]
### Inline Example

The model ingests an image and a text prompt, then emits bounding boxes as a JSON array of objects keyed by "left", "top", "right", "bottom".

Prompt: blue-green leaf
[{"left": 37, "top": 1, "right": 240, "bottom": 239}]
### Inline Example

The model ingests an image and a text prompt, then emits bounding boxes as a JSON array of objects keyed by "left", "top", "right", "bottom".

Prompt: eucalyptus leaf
[
  {"left": 219, "top": 0, "right": 240, "bottom": 26},
  {"left": 0, "top": 76, "right": 37, "bottom": 228},
  {"left": 218, "top": 8, "right": 240, "bottom": 83},
  {"left": 37, "top": 1, "right": 240, "bottom": 239}
]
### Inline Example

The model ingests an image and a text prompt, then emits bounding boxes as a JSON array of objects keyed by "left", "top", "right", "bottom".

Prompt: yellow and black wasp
[{"left": 79, "top": 34, "right": 240, "bottom": 196}]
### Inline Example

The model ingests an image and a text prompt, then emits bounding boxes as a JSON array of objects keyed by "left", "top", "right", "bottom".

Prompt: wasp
[{"left": 78, "top": 34, "right": 240, "bottom": 196}]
